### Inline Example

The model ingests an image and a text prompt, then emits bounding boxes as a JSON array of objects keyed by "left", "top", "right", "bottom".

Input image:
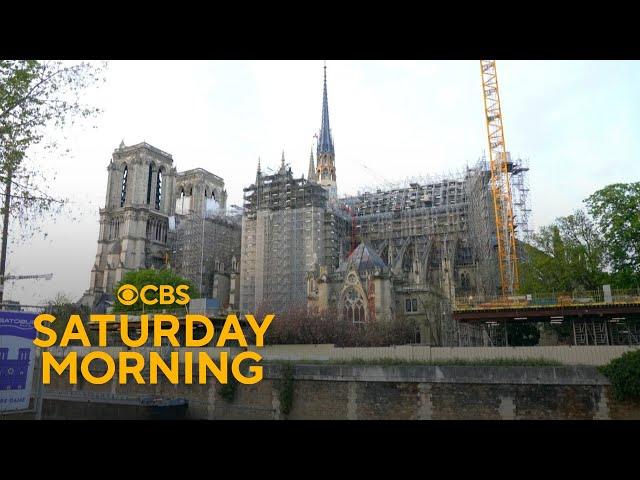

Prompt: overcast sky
[{"left": 5, "top": 60, "right": 640, "bottom": 305}]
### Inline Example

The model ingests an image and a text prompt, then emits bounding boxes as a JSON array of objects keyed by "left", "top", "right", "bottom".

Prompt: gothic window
[
  {"left": 147, "top": 163, "right": 154, "bottom": 204},
  {"left": 402, "top": 246, "right": 414, "bottom": 272},
  {"left": 155, "top": 169, "right": 163, "bottom": 210},
  {"left": 177, "top": 188, "right": 185, "bottom": 214},
  {"left": 120, "top": 165, "right": 128, "bottom": 207},
  {"left": 457, "top": 245, "right": 473, "bottom": 266},
  {"left": 341, "top": 287, "right": 367, "bottom": 324}
]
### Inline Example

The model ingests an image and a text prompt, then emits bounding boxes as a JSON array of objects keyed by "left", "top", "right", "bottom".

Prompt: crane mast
[{"left": 480, "top": 60, "right": 519, "bottom": 296}]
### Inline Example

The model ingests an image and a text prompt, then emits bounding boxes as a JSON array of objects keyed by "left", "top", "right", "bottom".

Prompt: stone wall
[{"left": 24, "top": 363, "right": 640, "bottom": 420}]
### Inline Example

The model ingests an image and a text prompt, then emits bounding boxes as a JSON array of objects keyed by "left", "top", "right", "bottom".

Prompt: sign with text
[{"left": 0, "top": 311, "right": 37, "bottom": 412}]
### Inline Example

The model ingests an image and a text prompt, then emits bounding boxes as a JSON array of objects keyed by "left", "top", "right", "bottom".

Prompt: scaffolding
[
  {"left": 239, "top": 153, "right": 531, "bottom": 346},
  {"left": 172, "top": 211, "right": 241, "bottom": 299},
  {"left": 511, "top": 157, "right": 533, "bottom": 241},
  {"left": 239, "top": 166, "right": 344, "bottom": 314},
  {"left": 334, "top": 158, "right": 509, "bottom": 345}
]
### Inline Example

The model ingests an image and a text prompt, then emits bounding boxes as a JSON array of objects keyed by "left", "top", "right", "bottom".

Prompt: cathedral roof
[{"left": 339, "top": 242, "right": 387, "bottom": 275}]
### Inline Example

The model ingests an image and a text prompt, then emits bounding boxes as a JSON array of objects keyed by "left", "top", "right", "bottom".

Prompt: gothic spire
[
  {"left": 317, "top": 62, "right": 334, "bottom": 156},
  {"left": 279, "top": 150, "right": 286, "bottom": 174},
  {"left": 257, "top": 156, "right": 261, "bottom": 174},
  {"left": 308, "top": 147, "right": 316, "bottom": 181}
]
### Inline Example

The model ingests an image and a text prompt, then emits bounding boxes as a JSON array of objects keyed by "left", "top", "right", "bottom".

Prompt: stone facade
[
  {"left": 81, "top": 142, "right": 241, "bottom": 311},
  {"left": 81, "top": 142, "right": 177, "bottom": 308}
]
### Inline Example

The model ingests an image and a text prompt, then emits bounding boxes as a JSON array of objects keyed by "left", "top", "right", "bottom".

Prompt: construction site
[{"left": 238, "top": 61, "right": 544, "bottom": 347}]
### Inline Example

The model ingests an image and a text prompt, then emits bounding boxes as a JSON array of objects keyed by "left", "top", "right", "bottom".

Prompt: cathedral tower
[{"left": 83, "top": 142, "right": 177, "bottom": 308}]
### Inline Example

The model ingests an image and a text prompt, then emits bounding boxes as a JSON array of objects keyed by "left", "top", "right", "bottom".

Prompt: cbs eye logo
[
  {"left": 117, "top": 284, "right": 139, "bottom": 305},
  {"left": 116, "top": 284, "right": 191, "bottom": 306}
]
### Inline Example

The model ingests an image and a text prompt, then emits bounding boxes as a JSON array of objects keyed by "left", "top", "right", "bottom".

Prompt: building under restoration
[
  {"left": 82, "top": 64, "right": 532, "bottom": 346},
  {"left": 81, "top": 143, "right": 242, "bottom": 313},
  {"left": 239, "top": 154, "right": 351, "bottom": 314},
  {"left": 240, "top": 66, "right": 532, "bottom": 346}
]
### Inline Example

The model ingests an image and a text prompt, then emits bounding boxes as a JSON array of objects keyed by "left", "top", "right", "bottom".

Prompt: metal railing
[
  {"left": 44, "top": 389, "right": 187, "bottom": 406},
  {"left": 454, "top": 288, "right": 640, "bottom": 311},
  {"left": 0, "top": 303, "right": 46, "bottom": 313}
]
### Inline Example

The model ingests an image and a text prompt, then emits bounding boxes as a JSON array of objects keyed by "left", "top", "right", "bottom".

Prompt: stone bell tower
[{"left": 81, "top": 141, "right": 177, "bottom": 307}]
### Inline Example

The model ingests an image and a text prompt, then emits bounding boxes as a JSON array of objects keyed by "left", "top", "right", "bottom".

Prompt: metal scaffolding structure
[
  {"left": 171, "top": 211, "right": 241, "bottom": 301},
  {"left": 511, "top": 157, "right": 533, "bottom": 241},
  {"left": 239, "top": 164, "right": 351, "bottom": 314},
  {"left": 330, "top": 158, "right": 518, "bottom": 346}
]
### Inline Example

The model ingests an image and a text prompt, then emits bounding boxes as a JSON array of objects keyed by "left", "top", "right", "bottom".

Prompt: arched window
[
  {"left": 340, "top": 287, "right": 367, "bottom": 324},
  {"left": 402, "top": 246, "right": 413, "bottom": 272},
  {"left": 175, "top": 187, "right": 186, "bottom": 215},
  {"left": 155, "top": 169, "right": 163, "bottom": 210},
  {"left": 146, "top": 163, "right": 154, "bottom": 204},
  {"left": 120, "top": 165, "right": 128, "bottom": 207}
]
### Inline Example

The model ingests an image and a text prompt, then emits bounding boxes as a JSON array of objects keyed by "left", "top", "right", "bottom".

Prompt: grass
[{"left": 265, "top": 358, "right": 563, "bottom": 367}]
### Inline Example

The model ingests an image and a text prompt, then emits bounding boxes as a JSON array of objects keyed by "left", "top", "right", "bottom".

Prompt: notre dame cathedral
[{"left": 81, "top": 65, "right": 528, "bottom": 346}]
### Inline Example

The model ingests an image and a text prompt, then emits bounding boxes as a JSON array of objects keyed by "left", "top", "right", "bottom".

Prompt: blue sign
[{"left": 0, "top": 311, "right": 37, "bottom": 412}]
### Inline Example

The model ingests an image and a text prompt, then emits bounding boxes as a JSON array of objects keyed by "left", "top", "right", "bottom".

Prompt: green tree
[
  {"left": 0, "top": 61, "right": 104, "bottom": 229},
  {"left": 0, "top": 60, "right": 104, "bottom": 302},
  {"left": 113, "top": 269, "right": 199, "bottom": 313},
  {"left": 586, "top": 182, "right": 640, "bottom": 288},
  {"left": 520, "top": 209, "right": 608, "bottom": 294}
]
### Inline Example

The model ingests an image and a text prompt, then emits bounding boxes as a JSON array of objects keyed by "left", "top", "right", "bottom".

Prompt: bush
[
  {"left": 599, "top": 350, "right": 640, "bottom": 401},
  {"left": 250, "top": 306, "right": 418, "bottom": 347}
]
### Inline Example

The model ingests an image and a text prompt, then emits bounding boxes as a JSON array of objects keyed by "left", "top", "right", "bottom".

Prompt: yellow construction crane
[{"left": 480, "top": 60, "right": 519, "bottom": 296}]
